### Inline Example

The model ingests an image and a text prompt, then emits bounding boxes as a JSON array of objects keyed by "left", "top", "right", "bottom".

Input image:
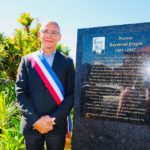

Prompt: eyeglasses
[{"left": 40, "top": 30, "right": 60, "bottom": 36}]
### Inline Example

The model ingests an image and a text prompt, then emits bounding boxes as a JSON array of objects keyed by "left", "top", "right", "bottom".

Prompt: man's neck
[{"left": 42, "top": 48, "right": 56, "bottom": 56}]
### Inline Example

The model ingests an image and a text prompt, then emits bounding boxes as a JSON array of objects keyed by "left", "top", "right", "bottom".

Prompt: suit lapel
[
  {"left": 51, "top": 50, "right": 66, "bottom": 89},
  {"left": 52, "top": 50, "right": 61, "bottom": 77}
]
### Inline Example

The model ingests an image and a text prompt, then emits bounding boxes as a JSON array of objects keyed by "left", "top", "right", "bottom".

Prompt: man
[
  {"left": 15, "top": 21, "right": 75, "bottom": 150},
  {"left": 93, "top": 37, "right": 105, "bottom": 54}
]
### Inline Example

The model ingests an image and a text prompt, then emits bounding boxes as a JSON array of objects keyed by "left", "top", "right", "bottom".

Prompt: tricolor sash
[
  {"left": 29, "top": 51, "right": 72, "bottom": 136},
  {"left": 29, "top": 51, "right": 64, "bottom": 105}
]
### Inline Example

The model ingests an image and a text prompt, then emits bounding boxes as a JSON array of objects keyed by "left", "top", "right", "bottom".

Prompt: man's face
[
  {"left": 95, "top": 40, "right": 103, "bottom": 50},
  {"left": 38, "top": 23, "right": 61, "bottom": 50}
]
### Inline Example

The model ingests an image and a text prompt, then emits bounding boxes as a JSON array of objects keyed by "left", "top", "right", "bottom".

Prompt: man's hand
[
  {"left": 41, "top": 115, "right": 56, "bottom": 126},
  {"left": 33, "top": 116, "right": 56, "bottom": 134}
]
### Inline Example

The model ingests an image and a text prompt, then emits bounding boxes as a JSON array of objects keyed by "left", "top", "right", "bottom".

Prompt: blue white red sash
[
  {"left": 29, "top": 51, "right": 72, "bottom": 136},
  {"left": 29, "top": 51, "right": 64, "bottom": 105}
]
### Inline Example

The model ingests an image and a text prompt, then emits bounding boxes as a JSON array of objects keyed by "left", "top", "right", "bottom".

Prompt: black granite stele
[{"left": 72, "top": 22, "right": 150, "bottom": 150}]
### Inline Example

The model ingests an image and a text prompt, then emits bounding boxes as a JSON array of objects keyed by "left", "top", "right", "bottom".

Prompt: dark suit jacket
[{"left": 15, "top": 50, "right": 75, "bottom": 135}]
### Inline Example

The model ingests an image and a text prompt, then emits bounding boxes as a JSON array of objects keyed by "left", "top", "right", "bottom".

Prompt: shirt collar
[{"left": 40, "top": 49, "right": 56, "bottom": 57}]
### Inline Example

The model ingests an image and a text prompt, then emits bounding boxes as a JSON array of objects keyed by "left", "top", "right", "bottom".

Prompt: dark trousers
[{"left": 24, "top": 132, "right": 66, "bottom": 150}]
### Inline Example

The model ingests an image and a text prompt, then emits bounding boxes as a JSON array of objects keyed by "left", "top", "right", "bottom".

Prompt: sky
[{"left": 0, "top": 0, "right": 150, "bottom": 62}]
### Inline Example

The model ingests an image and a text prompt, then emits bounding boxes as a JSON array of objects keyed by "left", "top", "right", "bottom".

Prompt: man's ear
[{"left": 58, "top": 34, "right": 61, "bottom": 42}]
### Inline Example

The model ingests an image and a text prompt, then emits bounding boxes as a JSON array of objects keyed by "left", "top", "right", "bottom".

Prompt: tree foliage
[{"left": 18, "top": 12, "right": 34, "bottom": 32}]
